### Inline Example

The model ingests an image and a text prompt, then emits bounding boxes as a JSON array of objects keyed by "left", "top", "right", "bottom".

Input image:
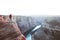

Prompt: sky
[{"left": 0, "top": 0, "right": 60, "bottom": 16}]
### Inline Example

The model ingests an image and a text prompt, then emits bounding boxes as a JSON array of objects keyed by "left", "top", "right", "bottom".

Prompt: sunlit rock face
[
  {"left": 42, "top": 17, "right": 60, "bottom": 40},
  {"left": 0, "top": 15, "right": 25, "bottom": 40}
]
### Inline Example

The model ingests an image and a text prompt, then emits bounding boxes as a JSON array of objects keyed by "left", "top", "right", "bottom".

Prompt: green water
[
  {"left": 26, "top": 33, "right": 31, "bottom": 40},
  {"left": 26, "top": 25, "right": 41, "bottom": 40}
]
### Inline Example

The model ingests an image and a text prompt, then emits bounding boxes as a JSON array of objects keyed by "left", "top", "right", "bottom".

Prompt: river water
[{"left": 26, "top": 25, "right": 41, "bottom": 40}]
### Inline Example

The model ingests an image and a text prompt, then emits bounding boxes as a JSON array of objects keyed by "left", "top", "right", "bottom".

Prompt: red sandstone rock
[{"left": 0, "top": 15, "right": 26, "bottom": 40}]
